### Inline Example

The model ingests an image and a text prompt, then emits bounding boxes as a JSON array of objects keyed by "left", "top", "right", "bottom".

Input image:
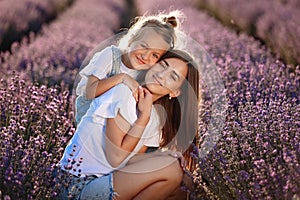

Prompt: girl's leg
[{"left": 113, "top": 154, "right": 183, "bottom": 200}]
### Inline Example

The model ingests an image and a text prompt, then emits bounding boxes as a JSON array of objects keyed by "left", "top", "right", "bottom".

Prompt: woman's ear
[{"left": 169, "top": 90, "right": 181, "bottom": 98}]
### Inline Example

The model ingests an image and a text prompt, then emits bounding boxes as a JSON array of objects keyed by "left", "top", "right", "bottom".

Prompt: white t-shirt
[
  {"left": 75, "top": 45, "right": 142, "bottom": 124},
  {"left": 60, "top": 84, "right": 161, "bottom": 177},
  {"left": 76, "top": 45, "right": 140, "bottom": 97}
]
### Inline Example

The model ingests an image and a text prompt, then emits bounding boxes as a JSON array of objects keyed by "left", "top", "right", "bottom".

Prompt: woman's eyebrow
[
  {"left": 163, "top": 60, "right": 169, "bottom": 66},
  {"left": 163, "top": 60, "right": 181, "bottom": 80}
]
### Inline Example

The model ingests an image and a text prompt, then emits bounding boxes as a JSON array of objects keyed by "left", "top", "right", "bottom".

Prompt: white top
[
  {"left": 76, "top": 45, "right": 140, "bottom": 97},
  {"left": 60, "top": 84, "right": 161, "bottom": 177}
]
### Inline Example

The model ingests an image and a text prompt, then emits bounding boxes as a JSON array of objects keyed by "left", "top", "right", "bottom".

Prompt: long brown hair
[{"left": 154, "top": 49, "right": 199, "bottom": 169}]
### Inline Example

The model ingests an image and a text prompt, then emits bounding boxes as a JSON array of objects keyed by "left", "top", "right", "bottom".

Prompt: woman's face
[{"left": 144, "top": 57, "right": 188, "bottom": 98}]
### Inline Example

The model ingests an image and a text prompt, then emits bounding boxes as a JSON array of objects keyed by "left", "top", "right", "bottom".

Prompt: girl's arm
[
  {"left": 105, "top": 87, "right": 152, "bottom": 167},
  {"left": 86, "top": 74, "right": 140, "bottom": 100}
]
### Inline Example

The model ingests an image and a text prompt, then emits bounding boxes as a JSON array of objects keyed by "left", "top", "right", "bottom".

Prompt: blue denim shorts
[
  {"left": 59, "top": 172, "right": 118, "bottom": 200},
  {"left": 75, "top": 95, "right": 92, "bottom": 125}
]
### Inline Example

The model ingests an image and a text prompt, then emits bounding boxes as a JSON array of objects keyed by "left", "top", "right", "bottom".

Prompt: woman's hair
[
  {"left": 154, "top": 49, "right": 199, "bottom": 169},
  {"left": 118, "top": 10, "right": 184, "bottom": 51}
]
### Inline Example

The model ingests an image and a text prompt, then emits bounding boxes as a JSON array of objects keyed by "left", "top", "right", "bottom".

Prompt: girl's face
[
  {"left": 144, "top": 57, "right": 188, "bottom": 100},
  {"left": 125, "top": 28, "right": 170, "bottom": 70}
]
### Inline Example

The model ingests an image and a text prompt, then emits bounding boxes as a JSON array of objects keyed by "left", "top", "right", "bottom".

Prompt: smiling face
[
  {"left": 144, "top": 57, "right": 188, "bottom": 100},
  {"left": 123, "top": 28, "right": 170, "bottom": 70}
]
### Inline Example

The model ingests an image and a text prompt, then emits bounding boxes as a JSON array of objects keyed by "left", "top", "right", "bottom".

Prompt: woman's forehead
[{"left": 163, "top": 58, "right": 188, "bottom": 77}]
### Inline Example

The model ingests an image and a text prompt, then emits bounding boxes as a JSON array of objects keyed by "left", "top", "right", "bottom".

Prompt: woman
[{"left": 58, "top": 49, "right": 199, "bottom": 200}]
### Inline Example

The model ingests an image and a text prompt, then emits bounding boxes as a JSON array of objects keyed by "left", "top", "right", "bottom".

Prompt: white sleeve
[
  {"left": 90, "top": 84, "right": 137, "bottom": 124},
  {"left": 79, "top": 46, "right": 113, "bottom": 80},
  {"left": 143, "top": 133, "right": 160, "bottom": 147},
  {"left": 142, "top": 109, "right": 161, "bottom": 147}
]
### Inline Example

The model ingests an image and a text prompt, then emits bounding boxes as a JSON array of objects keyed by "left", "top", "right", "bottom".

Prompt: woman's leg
[{"left": 113, "top": 154, "right": 183, "bottom": 200}]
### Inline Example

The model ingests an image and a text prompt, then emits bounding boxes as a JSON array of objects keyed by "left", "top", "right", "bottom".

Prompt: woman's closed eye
[
  {"left": 159, "top": 61, "right": 167, "bottom": 68},
  {"left": 171, "top": 74, "right": 178, "bottom": 81}
]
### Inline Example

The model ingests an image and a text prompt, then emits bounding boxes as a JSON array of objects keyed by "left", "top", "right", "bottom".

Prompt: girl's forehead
[{"left": 137, "top": 28, "right": 170, "bottom": 49}]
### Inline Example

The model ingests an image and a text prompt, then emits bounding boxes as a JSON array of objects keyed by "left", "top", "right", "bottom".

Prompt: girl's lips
[{"left": 136, "top": 56, "right": 145, "bottom": 65}]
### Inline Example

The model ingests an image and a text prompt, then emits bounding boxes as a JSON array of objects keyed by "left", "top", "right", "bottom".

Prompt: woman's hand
[{"left": 122, "top": 74, "right": 140, "bottom": 102}]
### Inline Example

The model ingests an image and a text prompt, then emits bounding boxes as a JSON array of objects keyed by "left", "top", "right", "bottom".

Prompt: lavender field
[
  {"left": 0, "top": 0, "right": 75, "bottom": 52},
  {"left": 0, "top": 0, "right": 299, "bottom": 199},
  {"left": 195, "top": 0, "right": 300, "bottom": 66}
]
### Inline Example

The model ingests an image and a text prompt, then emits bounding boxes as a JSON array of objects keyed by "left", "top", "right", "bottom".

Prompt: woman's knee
[{"left": 164, "top": 159, "right": 184, "bottom": 184}]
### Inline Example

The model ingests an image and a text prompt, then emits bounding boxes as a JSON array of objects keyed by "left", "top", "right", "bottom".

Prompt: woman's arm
[
  {"left": 105, "top": 87, "right": 152, "bottom": 167},
  {"left": 86, "top": 74, "right": 140, "bottom": 100}
]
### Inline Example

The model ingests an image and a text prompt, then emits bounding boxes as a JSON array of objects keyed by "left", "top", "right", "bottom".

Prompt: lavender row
[
  {"left": 134, "top": 0, "right": 300, "bottom": 199},
  {"left": 0, "top": 0, "right": 125, "bottom": 87},
  {"left": 0, "top": 0, "right": 74, "bottom": 52},
  {"left": 194, "top": 0, "right": 300, "bottom": 66}
]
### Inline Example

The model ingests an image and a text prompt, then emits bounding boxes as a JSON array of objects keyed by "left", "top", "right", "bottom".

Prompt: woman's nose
[
  {"left": 157, "top": 71, "right": 163, "bottom": 79},
  {"left": 156, "top": 69, "right": 167, "bottom": 79}
]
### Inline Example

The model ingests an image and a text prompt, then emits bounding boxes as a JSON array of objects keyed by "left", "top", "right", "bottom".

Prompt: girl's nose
[{"left": 141, "top": 50, "right": 150, "bottom": 61}]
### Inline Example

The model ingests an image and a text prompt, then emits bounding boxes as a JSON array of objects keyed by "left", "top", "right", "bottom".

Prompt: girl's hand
[
  {"left": 122, "top": 74, "right": 140, "bottom": 102},
  {"left": 137, "top": 87, "right": 152, "bottom": 119}
]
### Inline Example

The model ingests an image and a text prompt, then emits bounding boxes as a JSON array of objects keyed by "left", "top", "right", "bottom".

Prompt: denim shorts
[
  {"left": 75, "top": 95, "right": 92, "bottom": 125},
  {"left": 59, "top": 171, "right": 118, "bottom": 200}
]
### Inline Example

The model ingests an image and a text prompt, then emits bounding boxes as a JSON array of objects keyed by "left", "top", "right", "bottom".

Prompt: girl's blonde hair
[{"left": 118, "top": 10, "right": 185, "bottom": 51}]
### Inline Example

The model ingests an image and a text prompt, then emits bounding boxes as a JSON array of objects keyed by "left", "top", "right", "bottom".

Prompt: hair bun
[
  {"left": 129, "top": 16, "right": 141, "bottom": 27},
  {"left": 163, "top": 16, "right": 178, "bottom": 28}
]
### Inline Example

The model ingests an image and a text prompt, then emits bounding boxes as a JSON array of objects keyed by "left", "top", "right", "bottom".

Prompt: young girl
[
  {"left": 75, "top": 10, "right": 184, "bottom": 124},
  {"left": 58, "top": 49, "right": 199, "bottom": 199}
]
